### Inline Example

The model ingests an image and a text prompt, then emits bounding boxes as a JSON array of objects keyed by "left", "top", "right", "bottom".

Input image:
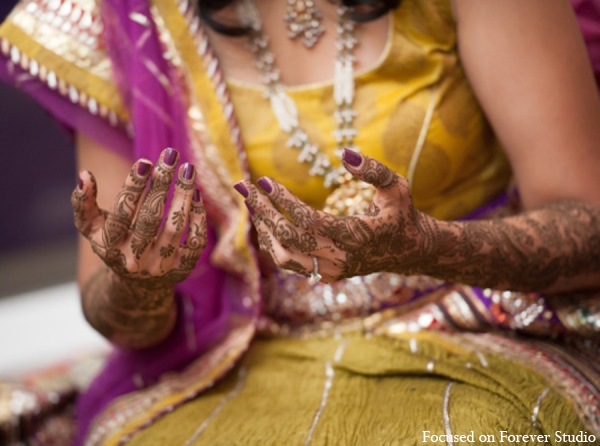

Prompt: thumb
[
  {"left": 341, "top": 149, "right": 403, "bottom": 192},
  {"left": 71, "top": 170, "right": 105, "bottom": 239}
]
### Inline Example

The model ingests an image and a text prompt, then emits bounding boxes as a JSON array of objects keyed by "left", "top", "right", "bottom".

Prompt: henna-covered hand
[
  {"left": 235, "top": 149, "right": 600, "bottom": 293},
  {"left": 71, "top": 148, "right": 207, "bottom": 348},
  {"left": 234, "top": 149, "right": 430, "bottom": 283}
]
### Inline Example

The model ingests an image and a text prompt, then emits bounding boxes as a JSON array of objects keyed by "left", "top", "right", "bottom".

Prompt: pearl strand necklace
[{"left": 237, "top": 0, "right": 360, "bottom": 187}]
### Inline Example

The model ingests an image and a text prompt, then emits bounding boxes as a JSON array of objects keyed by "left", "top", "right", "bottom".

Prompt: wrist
[
  {"left": 82, "top": 267, "right": 178, "bottom": 348},
  {"left": 108, "top": 268, "right": 176, "bottom": 294}
]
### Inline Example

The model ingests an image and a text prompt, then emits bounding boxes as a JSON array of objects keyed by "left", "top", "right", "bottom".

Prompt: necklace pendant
[{"left": 284, "top": 0, "right": 324, "bottom": 48}]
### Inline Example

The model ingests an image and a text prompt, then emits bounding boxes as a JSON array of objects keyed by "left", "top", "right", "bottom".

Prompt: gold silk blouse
[{"left": 227, "top": 0, "right": 512, "bottom": 220}]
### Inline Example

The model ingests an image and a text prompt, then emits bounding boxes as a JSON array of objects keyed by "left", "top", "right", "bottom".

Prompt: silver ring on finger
[{"left": 308, "top": 256, "right": 322, "bottom": 285}]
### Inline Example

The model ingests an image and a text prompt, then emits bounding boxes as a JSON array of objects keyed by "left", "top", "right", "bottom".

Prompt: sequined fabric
[
  {"left": 0, "top": 0, "right": 128, "bottom": 126},
  {"left": 0, "top": 354, "right": 103, "bottom": 445},
  {"left": 262, "top": 270, "right": 444, "bottom": 334}
]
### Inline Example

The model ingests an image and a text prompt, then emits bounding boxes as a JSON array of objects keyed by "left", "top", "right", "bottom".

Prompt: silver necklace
[{"left": 237, "top": 0, "right": 359, "bottom": 187}]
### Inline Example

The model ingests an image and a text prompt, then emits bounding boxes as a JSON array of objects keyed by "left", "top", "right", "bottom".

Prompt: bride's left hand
[{"left": 234, "top": 149, "right": 439, "bottom": 283}]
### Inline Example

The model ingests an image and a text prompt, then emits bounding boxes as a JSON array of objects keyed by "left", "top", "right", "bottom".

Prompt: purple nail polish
[
  {"left": 77, "top": 176, "right": 84, "bottom": 190},
  {"left": 257, "top": 178, "right": 273, "bottom": 194},
  {"left": 234, "top": 182, "right": 249, "bottom": 198},
  {"left": 164, "top": 148, "right": 178, "bottom": 166},
  {"left": 244, "top": 201, "right": 255, "bottom": 216},
  {"left": 193, "top": 189, "right": 201, "bottom": 203},
  {"left": 137, "top": 160, "right": 151, "bottom": 176},
  {"left": 342, "top": 148, "right": 363, "bottom": 167},
  {"left": 182, "top": 163, "right": 195, "bottom": 181}
]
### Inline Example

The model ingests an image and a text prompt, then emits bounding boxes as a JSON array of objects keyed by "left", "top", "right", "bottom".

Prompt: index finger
[
  {"left": 254, "top": 177, "right": 335, "bottom": 233},
  {"left": 99, "top": 159, "right": 152, "bottom": 250}
]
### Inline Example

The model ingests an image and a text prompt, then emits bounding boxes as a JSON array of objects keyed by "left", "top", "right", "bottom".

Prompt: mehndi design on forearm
[
  {"left": 333, "top": 159, "right": 600, "bottom": 291},
  {"left": 242, "top": 151, "right": 600, "bottom": 292},
  {"left": 78, "top": 193, "right": 206, "bottom": 348},
  {"left": 417, "top": 201, "right": 600, "bottom": 292}
]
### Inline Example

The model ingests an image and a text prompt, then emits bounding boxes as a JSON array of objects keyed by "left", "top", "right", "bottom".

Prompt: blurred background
[
  {"left": 0, "top": 0, "right": 77, "bottom": 297},
  {"left": 0, "top": 1, "right": 108, "bottom": 378}
]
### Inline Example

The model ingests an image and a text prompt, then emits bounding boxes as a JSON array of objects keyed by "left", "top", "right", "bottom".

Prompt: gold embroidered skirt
[{"left": 125, "top": 332, "right": 593, "bottom": 445}]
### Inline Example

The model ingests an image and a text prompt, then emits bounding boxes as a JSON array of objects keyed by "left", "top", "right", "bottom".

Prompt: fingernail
[
  {"left": 244, "top": 201, "right": 255, "bottom": 216},
  {"left": 257, "top": 178, "right": 272, "bottom": 194},
  {"left": 193, "top": 189, "right": 201, "bottom": 203},
  {"left": 342, "top": 148, "right": 363, "bottom": 167},
  {"left": 77, "top": 175, "right": 83, "bottom": 190},
  {"left": 137, "top": 160, "right": 151, "bottom": 176},
  {"left": 164, "top": 148, "right": 178, "bottom": 166},
  {"left": 182, "top": 163, "right": 195, "bottom": 181},
  {"left": 234, "top": 182, "right": 249, "bottom": 198}
]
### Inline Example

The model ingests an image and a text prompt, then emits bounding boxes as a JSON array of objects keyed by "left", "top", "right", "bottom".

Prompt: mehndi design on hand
[
  {"left": 237, "top": 149, "right": 600, "bottom": 293},
  {"left": 129, "top": 150, "right": 178, "bottom": 261},
  {"left": 71, "top": 148, "right": 208, "bottom": 348},
  {"left": 236, "top": 149, "right": 430, "bottom": 282}
]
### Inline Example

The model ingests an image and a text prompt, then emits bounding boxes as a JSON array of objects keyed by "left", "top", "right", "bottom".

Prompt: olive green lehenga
[{"left": 129, "top": 333, "right": 594, "bottom": 445}]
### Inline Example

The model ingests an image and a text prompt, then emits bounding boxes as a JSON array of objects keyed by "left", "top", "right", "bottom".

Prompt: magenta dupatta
[
  {"left": 72, "top": 1, "right": 252, "bottom": 443},
  {"left": 1, "top": 0, "right": 251, "bottom": 443},
  {"left": 573, "top": 0, "right": 600, "bottom": 87}
]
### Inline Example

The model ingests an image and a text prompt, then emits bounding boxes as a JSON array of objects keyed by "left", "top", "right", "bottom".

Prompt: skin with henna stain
[
  {"left": 71, "top": 149, "right": 208, "bottom": 348},
  {"left": 236, "top": 150, "right": 600, "bottom": 293}
]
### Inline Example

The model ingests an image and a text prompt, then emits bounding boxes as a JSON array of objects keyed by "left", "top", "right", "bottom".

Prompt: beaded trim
[
  {"left": 1, "top": 36, "right": 123, "bottom": 129},
  {"left": 1, "top": 0, "right": 127, "bottom": 130},
  {"left": 23, "top": 0, "right": 103, "bottom": 49}
]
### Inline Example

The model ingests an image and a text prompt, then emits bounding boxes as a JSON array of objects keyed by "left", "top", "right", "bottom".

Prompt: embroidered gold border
[
  {"left": 152, "top": 0, "right": 243, "bottom": 184},
  {"left": 86, "top": 2, "right": 263, "bottom": 443},
  {"left": 0, "top": 22, "right": 128, "bottom": 122},
  {"left": 95, "top": 323, "right": 255, "bottom": 446},
  {"left": 152, "top": 0, "right": 255, "bottom": 279}
]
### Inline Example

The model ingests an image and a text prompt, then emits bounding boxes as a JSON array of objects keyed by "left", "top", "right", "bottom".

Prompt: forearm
[
  {"left": 81, "top": 266, "right": 177, "bottom": 349},
  {"left": 415, "top": 200, "right": 600, "bottom": 293}
]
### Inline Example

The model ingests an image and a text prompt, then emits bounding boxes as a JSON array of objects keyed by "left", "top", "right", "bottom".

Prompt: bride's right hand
[{"left": 70, "top": 147, "right": 207, "bottom": 291}]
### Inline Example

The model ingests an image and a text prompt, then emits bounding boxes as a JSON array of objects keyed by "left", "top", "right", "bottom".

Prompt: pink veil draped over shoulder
[
  {"left": 2, "top": 0, "right": 258, "bottom": 443},
  {"left": 70, "top": 1, "right": 260, "bottom": 444},
  {"left": 573, "top": 0, "right": 600, "bottom": 87}
]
